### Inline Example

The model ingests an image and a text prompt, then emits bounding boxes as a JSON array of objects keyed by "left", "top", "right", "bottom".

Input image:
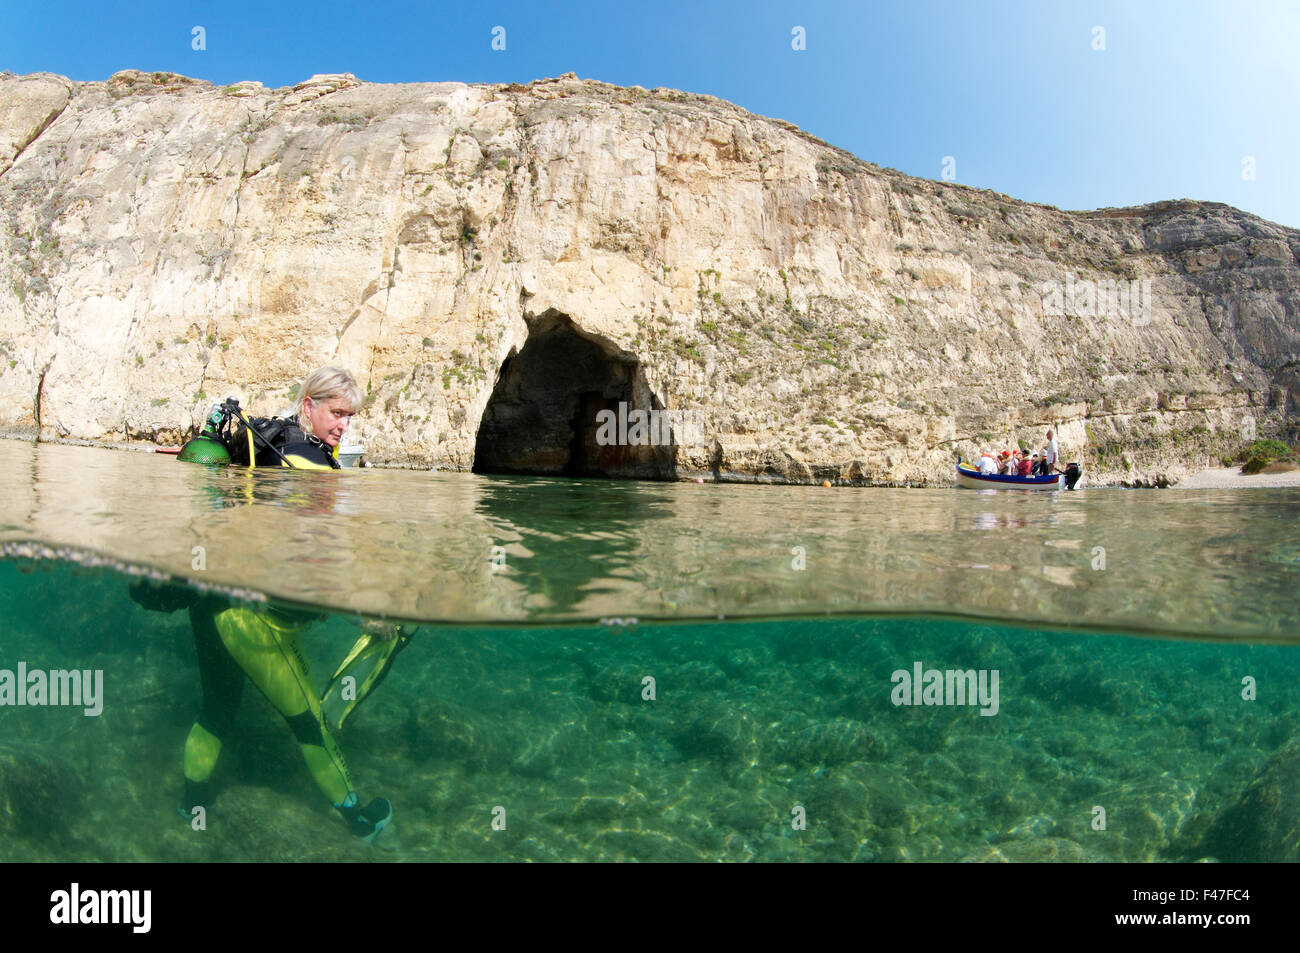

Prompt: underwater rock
[
  {"left": 1115, "top": 775, "right": 1197, "bottom": 860},
  {"left": 962, "top": 838, "right": 1087, "bottom": 863},
  {"left": 585, "top": 828, "right": 708, "bottom": 863},
  {"left": 892, "top": 705, "right": 965, "bottom": 755},
  {"left": 509, "top": 724, "right": 596, "bottom": 780},
  {"left": 665, "top": 698, "right": 761, "bottom": 766},
  {"left": 799, "top": 761, "right": 926, "bottom": 836},
  {"left": 405, "top": 697, "right": 508, "bottom": 772},
  {"left": 587, "top": 664, "right": 650, "bottom": 703},
  {"left": 541, "top": 789, "right": 652, "bottom": 825},
  {"left": 0, "top": 743, "right": 84, "bottom": 844},
  {"left": 1031, "top": 660, "right": 1145, "bottom": 715},
  {"left": 1041, "top": 773, "right": 1198, "bottom": 862},
  {"left": 1199, "top": 733, "right": 1300, "bottom": 862},
  {"left": 976, "top": 788, "right": 1023, "bottom": 828},
  {"left": 1000, "top": 814, "right": 1059, "bottom": 839},
  {"left": 671, "top": 659, "right": 729, "bottom": 692},
  {"left": 769, "top": 716, "right": 885, "bottom": 767},
  {"left": 716, "top": 795, "right": 779, "bottom": 834},
  {"left": 184, "top": 784, "right": 379, "bottom": 861}
]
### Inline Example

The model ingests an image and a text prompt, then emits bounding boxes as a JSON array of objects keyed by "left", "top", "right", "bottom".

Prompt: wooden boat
[{"left": 956, "top": 456, "right": 1065, "bottom": 490}]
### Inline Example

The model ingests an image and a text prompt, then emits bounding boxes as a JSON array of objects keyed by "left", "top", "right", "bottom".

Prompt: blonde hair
[{"left": 295, "top": 366, "right": 363, "bottom": 433}]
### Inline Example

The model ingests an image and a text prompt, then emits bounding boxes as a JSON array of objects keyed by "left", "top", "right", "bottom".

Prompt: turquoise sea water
[{"left": 1, "top": 440, "right": 1298, "bottom": 862}]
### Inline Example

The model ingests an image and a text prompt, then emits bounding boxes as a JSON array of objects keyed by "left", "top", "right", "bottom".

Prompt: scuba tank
[
  {"left": 176, "top": 398, "right": 299, "bottom": 468},
  {"left": 176, "top": 401, "right": 236, "bottom": 464}
]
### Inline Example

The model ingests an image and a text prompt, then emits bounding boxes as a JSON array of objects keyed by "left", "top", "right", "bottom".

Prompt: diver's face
[{"left": 304, "top": 396, "right": 355, "bottom": 447}]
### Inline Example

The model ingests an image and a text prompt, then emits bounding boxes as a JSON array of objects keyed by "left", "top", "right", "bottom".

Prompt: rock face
[
  {"left": 1198, "top": 733, "right": 1300, "bottom": 862},
  {"left": 0, "top": 68, "right": 1296, "bottom": 484},
  {"left": 0, "top": 742, "right": 84, "bottom": 846}
]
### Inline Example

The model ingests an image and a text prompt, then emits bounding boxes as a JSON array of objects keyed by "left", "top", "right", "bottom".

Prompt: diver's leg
[
  {"left": 180, "top": 597, "right": 243, "bottom": 814},
  {"left": 213, "top": 607, "right": 391, "bottom": 840},
  {"left": 129, "top": 579, "right": 200, "bottom": 614}
]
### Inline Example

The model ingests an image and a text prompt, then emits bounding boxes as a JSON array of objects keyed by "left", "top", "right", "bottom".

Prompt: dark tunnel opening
[{"left": 472, "top": 311, "right": 679, "bottom": 479}]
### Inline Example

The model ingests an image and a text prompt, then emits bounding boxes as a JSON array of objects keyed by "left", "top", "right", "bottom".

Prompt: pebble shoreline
[{"left": 1172, "top": 467, "right": 1300, "bottom": 489}]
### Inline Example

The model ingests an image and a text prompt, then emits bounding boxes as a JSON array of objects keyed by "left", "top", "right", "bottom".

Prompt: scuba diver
[
  {"left": 134, "top": 366, "right": 411, "bottom": 842},
  {"left": 179, "top": 365, "right": 358, "bottom": 470}
]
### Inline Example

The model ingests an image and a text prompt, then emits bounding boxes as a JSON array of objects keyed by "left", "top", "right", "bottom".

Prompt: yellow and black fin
[{"left": 321, "top": 624, "right": 413, "bottom": 729}]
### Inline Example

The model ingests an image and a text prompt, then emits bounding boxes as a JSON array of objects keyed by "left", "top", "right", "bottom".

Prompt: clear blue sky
[{"left": 2, "top": 0, "right": 1295, "bottom": 227}]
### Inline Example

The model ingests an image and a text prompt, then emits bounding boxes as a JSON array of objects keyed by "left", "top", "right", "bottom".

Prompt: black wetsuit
[
  {"left": 236, "top": 418, "right": 340, "bottom": 469},
  {"left": 278, "top": 422, "right": 340, "bottom": 469}
]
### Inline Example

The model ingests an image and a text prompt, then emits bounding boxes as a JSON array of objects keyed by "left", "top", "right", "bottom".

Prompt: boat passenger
[
  {"left": 978, "top": 453, "right": 999, "bottom": 475},
  {"left": 1044, "top": 429, "right": 1061, "bottom": 474},
  {"left": 1018, "top": 453, "right": 1033, "bottom": 477}
]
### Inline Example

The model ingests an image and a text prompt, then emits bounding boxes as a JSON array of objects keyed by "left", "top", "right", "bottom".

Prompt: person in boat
[
  {"left": 1018, "top": 451, "right": 1033, "bottom": 477},
  {"left": 1044, "top": 429, "right": 1061, "bottom": 474},
  {"left": 132, "top": 366, "right": 406, "bottom": 842},
  {"left": 978, "top": 452, "right": 999, "bottom": 475},
  {"left": 998, "top": 450, "right": 1014, "bottom": 475}
]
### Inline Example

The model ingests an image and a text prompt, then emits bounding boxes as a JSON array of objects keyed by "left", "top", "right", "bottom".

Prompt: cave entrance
[{"left": 473, "top": 311, "right": 677, "bottom": 479}]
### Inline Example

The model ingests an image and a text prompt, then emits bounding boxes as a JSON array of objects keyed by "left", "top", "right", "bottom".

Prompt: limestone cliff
[{"left": 1, "top": 69, "right": 1296, "bottom": 485}]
